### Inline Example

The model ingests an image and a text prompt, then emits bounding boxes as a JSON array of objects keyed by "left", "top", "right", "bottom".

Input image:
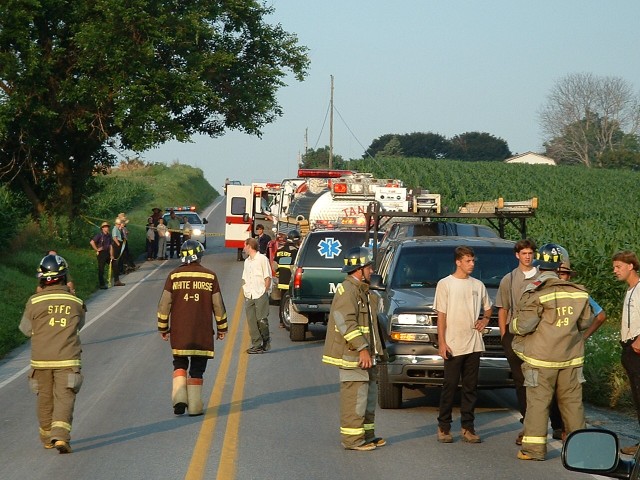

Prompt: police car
[{"left": 162, "top": 206, "right": 208, "bottom": 249}]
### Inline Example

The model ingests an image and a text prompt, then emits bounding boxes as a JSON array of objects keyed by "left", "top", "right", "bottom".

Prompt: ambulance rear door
[{"left": 225, "top": 184, "right": 253, "bottom": 249}]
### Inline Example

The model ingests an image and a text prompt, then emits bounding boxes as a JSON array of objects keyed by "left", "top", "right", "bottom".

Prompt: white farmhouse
[{"left": 505, "top": 151, "right": 556, "bottom": 166}]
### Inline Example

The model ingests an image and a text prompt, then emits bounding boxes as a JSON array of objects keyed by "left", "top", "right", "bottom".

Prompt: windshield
[
  {"left": 390, "top": 245, "right": 517, "bottom": 289},
  {"left": 162, "top": 212, "right": 203, "bottom": 224}
]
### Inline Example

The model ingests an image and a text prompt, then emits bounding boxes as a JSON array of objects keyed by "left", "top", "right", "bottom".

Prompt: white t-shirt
[
  {"left": 242, "top": 252, "right": 272, "bottom": 299},
  {"left": 621, "top": 283, "right": 640, "bottom": 342},
  {"left": 434, "top": 274, "right": 492, "bottom": 356}
]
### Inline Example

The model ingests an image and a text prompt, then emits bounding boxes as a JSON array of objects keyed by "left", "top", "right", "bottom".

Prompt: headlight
[
  {"left": 390, "top": 332, "right": 432, "bottom": 342},
  {"left": 165, "top": 232, "right": 170, "bottom": 238},
  {"left": 391, "top": 313, "right": 432, "bottom": 325},
  {"left": 192, "top": 228, "right": 202, "bottom": 236}
]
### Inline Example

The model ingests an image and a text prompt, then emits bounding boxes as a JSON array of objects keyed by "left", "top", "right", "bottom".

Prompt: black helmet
[
  {"left": 39, "top": 254, "right": 68, "bottom": 283},
  {"left": 534, "top": 243, "right": 564, "bottom": 270},
  {"left": 341, "top": 246, "right": 373, "bottom": 274},
  {"left": 287, "top": 230, "right": 301, "bottom": 242},
  {"left": 180, "top": 240, "right": 205, "bottom": 264}
]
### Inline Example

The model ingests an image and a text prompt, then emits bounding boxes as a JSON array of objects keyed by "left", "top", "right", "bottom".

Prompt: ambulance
[{"left": 224, "top": 182, "right": 280, "bottom": 260}]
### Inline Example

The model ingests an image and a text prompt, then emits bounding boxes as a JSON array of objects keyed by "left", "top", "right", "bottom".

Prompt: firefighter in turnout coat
[
  {"left": 510, "top": 243, "right": 593, "bottom": 461},
  {"left": 19, "top": 254, "right": 86, "bottom": 454},
  {"left": 157, "top": 240, "right": 228, "bottom": 416},
  {"left": 322, "top": 247, "right": 386, "bottom": 451}
]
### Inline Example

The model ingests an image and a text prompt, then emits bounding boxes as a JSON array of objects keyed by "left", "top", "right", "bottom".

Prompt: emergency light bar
[
  {"left": 165, "top": 206, "right": 196, "bottom": 212},
  {"left": 297, "top": 168, "right": 354, "bottom": 178}
]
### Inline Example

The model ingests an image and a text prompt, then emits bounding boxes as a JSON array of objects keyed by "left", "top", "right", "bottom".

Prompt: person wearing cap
[
  {"left": 322, "top": 246, "right": 386, "bottom": 451},
  {"left": 89, "top": 221, "right": 124, "bottom": 289},
  {"left": 434, "top": 246, "right": 492, "bottom": 445},
  {"left": 166, "top": 210, "right": 181, "bottom": 259},
  {"left": 612, "top": 250, "right": 640, "bottom": 456},
  {"left": 511, "top": 243, "right": 593, "bottom": 461},
  {"left": 255, "top": 224, "right": 271, "bottom": 255}
]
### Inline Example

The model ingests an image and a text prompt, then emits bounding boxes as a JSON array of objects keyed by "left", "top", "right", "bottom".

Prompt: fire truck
[
  {"left": 224, "top": 181, "right": 280, "bottom": 260},
  {"left": 270, "top": 168, "right": 354, "bottom": 237}
]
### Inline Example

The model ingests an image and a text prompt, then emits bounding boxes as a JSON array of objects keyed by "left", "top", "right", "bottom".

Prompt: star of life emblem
[{"left": 317, "top": 238, "right": 342, "bottom": 259}]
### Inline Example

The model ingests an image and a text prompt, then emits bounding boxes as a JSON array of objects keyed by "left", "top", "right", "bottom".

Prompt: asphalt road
[{"left": 0, "top": 196, "right": 636, "bottom": 480}]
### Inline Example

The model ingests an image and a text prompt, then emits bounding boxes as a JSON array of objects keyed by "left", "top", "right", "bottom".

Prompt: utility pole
[{"left": 329, "top": 75, "right": 334, "bottom": 169}]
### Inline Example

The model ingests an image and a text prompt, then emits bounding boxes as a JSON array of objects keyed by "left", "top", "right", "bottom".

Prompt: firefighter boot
[
  {"left": 187, "top": 378, "right": 204, "bottom": 416},
  {"left": 172, "top": 369, "right": 188, "bottom": 415}
]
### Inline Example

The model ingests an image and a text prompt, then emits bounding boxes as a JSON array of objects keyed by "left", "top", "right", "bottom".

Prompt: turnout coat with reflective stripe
[
  {"left": 19, "top": 285, "right": 86, "bottom": 369},
  {"left": 322, "top": 275, "right": 383, "bottom": 369},
  {"left": 510, "top": 273, "right": 592, "bottom": 369},
  {"left": 157, "top": 263, "right": 227, "bottom": 357}
]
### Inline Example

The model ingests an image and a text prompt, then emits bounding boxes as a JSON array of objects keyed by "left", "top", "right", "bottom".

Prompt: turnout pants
[
  {"left": 521, "top": 364, "right": 585, "bottom": 459},
  {"left": 245, "top": 293, "right": 270, "bottom": 348},
  {"left": 339, "top": 368, "right": 378, "bottom": 448},
  {"left": 30, "top": 368, "right": 82, "bottom": 445}
]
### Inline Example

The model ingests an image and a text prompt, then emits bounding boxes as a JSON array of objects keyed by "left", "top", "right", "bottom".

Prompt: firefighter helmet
[
  {"left": 341, "top": 246, "right": 373, "bottom": 273},
  {"left": 180, "top": 240, "right": 205, "bottom": 264},
  {"left": 534, "top": 243, "right": 564, "bottom": 270},
  {"left": 38, "top": 254, "right": 68, "bottom": 283},
  {"left": 556, "top": 245, "right": 574, "bottom": 275},
  {"left": 288, "top": 230, "right": 301, "bottom": 242}
]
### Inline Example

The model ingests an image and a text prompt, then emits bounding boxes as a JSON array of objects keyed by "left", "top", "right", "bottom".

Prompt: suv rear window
[
  {"left": 300, "top": 231, "right": 381, "bottom": 268},
  {"left": 390, "top": 245, "right": 517, "bottom": 289}
]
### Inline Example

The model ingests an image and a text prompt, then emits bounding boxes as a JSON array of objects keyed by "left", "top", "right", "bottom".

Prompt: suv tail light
[{"left": 293, "top": 267, "right": 303, "bottom": 290}]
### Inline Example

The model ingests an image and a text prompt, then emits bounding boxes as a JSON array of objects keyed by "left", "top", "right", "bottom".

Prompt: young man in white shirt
[
  {"left": 242, "top": 237, "right": 272, "bottom": 353},
  {"left": 613, "top": 250, "right": 640, "bottom": 456},
  {"left": 435, "top": 246, "right": 492, "bottom": 444}
]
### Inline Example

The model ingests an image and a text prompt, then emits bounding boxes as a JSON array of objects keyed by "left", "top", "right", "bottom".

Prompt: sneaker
[
  {"left": 515, "top": 431, "right": 524, "bottom": 445},
  {"left": 99, "top": 285, "right": 108, "bottom": 290},
  {"left": 54, "top": 440, "right": 72, "bottom": 454},
  {"left": 620, "top": 443, "right": 639, "bottom": 455},
  {"left": 246, "top": 346, "right": 265, "bottom": 354},
  {"left": 114, "top": 281, "right": 126, "bottom": 286},
  {"left": 342, "top": 442, "right": 376, "bottom": 451},
  {"left": 437, "top": 427, "right": 453, "bottom": 443},
  {"left": 517, "top": 450, "right": 543, "bottom": 461},
  {"left": 461, "top": 427, "right": 481, "bottom": 443}
]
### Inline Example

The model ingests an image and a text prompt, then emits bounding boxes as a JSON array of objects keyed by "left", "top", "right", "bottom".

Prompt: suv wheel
[
  {"left": 280, "top": 292, "right": 292, "bottom": 330},
  {"left": 378, "top": 364, "right": 402, "bottom": 409},
  {"left": 290, "top": 323, "right": 306, "bottom": 342}
]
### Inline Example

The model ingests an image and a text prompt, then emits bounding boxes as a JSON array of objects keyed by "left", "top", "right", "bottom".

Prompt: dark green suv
[
  {"left": 371, "top": 236, "right": 518, "bottom": 408},
  {"left": 280, "top": 229, "right": 379, "bottom": 341}
]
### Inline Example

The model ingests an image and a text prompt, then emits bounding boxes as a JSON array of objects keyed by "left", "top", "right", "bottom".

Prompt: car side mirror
[
  {"left": 203, "top": 218, "right": 208, "bottom": 224},
  {"left": 562, "top": 429, "right": 631, "bottom": 478},
  {"left": 243, "top": 213, "right": 250, "bottom": 222},
  {"left": 369, "top": 274, "right": 385, "bottom": 291}
]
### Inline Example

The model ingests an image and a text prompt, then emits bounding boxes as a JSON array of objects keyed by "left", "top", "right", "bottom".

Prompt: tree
[
  {"left": 448, "top": 132, "right": 511, "bottom": 161},
  {"left": 300, "top": 146, "right": 346, "bottom": 169},
  {"left": 364, "top": 131, "right": 449, "bottom": 159},
  {"left": 0, "top": 0, "right": 309, "bottom": 217},
  {"left": 377, "top": 136, "right": 403, "bottom": 157},
  {"left": 540, "top": 73, "right": 640, "bottom": 167}
]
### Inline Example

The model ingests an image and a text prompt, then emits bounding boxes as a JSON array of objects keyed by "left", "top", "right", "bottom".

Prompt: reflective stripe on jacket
[{"left": 510, "top": 273, "right": 592, "bottom": 369}]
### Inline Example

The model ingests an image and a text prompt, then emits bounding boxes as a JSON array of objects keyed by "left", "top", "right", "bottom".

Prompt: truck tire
[
  {"left": 280, "top": 292, "right": 291, "bottom": 330},
  {"left": 290, "top": 323, "right": 306, "bottom": 342},
  {"left": 377, "top": 364, "right": 402, "bottom": 409}
]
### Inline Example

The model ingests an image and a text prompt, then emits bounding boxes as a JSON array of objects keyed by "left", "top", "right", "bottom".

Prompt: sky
[{"left": 141, "top": 0, "right": 640, "bottom": 190}]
